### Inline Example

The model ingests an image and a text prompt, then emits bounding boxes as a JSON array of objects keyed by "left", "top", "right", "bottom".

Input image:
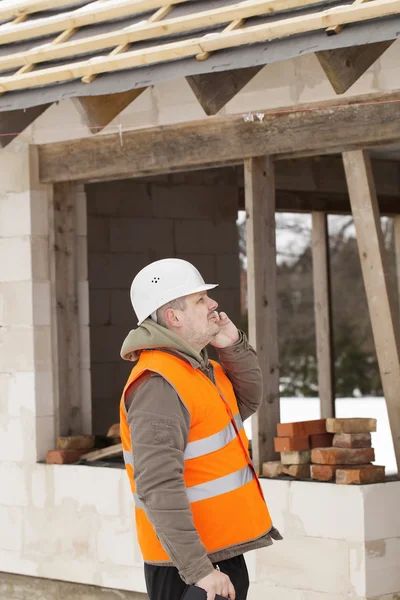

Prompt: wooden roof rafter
[
  {"left": 0, "top": 0, "right": 84, "bottom": 22},
  {"left": 0, "top": 0, "right": 398, "bottom": 94}
]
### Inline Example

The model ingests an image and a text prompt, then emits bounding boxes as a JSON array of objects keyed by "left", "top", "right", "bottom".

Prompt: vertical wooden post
[
  {"left": 244, "top": 156, "right": 280, "bottom": 471},
  {"left": 343, "top": 150, "right": 400, "bottom": 472},
  {"left": 50, "top": 182, "right": 82, "bottom": 436},
  {"left": 394, "top": 216, "right": 400, "bottom": 307},
  {"left": 311, "top": 212, "right": 335, "bottom": 418}
]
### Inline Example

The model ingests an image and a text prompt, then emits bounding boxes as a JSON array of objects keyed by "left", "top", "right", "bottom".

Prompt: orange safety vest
[{"left": 120, "top": 350, "right": 272, "bottom": 562}]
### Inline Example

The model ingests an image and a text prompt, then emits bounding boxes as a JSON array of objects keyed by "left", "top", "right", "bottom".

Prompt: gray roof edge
[{"left": 0, "top": 15, "right": 399, "bottom": 113}]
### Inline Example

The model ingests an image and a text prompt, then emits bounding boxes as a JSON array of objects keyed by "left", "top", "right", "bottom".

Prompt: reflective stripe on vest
[
  {"left": 123, "top": 449, "right": 134, "bottom": 467},
  {"left": 133, "top": 464, "right": 254, "bottom": 509},
  {"left": 184, "top": 413, "right": 244, "bottom": 460}
]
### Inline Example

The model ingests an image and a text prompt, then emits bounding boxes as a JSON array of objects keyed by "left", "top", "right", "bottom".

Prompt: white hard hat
[{"left": 130, "top": 258, "right": 218, "bottom": 325}]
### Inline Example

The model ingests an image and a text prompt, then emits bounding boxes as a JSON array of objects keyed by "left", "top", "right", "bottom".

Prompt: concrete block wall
[
  {"left": 0, "top": 142, "right": 55, "bottom": 463},
  {"left": 85, "top": 170, "right": 241, "bottom": 434}
]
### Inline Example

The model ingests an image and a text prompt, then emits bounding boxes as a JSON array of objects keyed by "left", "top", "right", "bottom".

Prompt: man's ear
[{"left": 164, "top": 308, "right": 182, "bottom": 329}]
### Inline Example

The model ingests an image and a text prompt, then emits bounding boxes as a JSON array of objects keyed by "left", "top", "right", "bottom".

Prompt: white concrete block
[
  {"left": 78, "top": 281, "right": 89, "bottom": 325},
  {"left": 0, "top": 282, "right": 33, "bottom": 326},
  {"left": 35, "top": 416, "right": 55, "bottom": 462},
  {"left": 216, "top": 254, "right": 241, "bottom": 289},
  {"left": 0, "top": 506, "right": 24, "bottom": 552},
  {"left": 100, "top": 563, "right": 147, "bottom": 594},
  {"left": 110, "top": 217, "right": 174, "bottom": 254},
  {"left": 89, "top": 252, "right": 148, "bottom": 289},
  {"left": 255, "top": 536, "right": 349, "bottom": 595},
  {"left": 0, "top": 416, "right": 28, "bottom": 462},
  {"left": 0, "top": 463, "right": 29, "bottom": 506},
  {"left": 0, "top": 549, "right": 38, "bottom": 577},
  {"left": 79, "top": 324, "right": 91, "bottom": 369},
  {"left": 5, "top": 371, "right": 36, "bottom": 417},
  {"left": 88, "top": 216, "right": 110, "bottom": 252},
  {"left": 175, "top": 220, "right": 238, "bottom": 254},
  {"left": 288, "top": 480, "right": 365, "bottom": 541},
  {"left": 96, "top": 516, "right": 136, "bottom": 566},
  {"left": 33, "top": 326, "right": 52, "bottom": 372},
  {"left": 363, "top": 481, "right": 400, "bottom": 540},
  {"left": 0, "top": 238, "right": 32, "bottom": 282},
  {"left": 52, "top": 464, "right": 123, "bottom": 517},
  {"left": 365, "top": 537, "right": 400, "bottom": 597},
  {"left": 32, "top": 281, "right": 51, "bottom": 326},
  {"left": 349, "top": 542, "right": 366, "bottom": 598},
  {"left": 34, "top": 371, "right": 54, "bottom": 418},
  {"left": 0, "top": 327, "right": 35, "bottom": 372},
  {"left": 37, "top": 557, "right": 99, "bottom": 586},
  {"left": 31, "top": 189, "right": 50, "bottom": 237},
  {"left": 0, "top": 144, "right": 31, "bottom": 194},
  {"left": 31, "top": 236, "right": 49, "bottom": 281},
  {"left": 30, "top": 464, "right": 49, "bottom": 509},
  {"left": 80, "top": 368, "right": 92, "bottom": 434},
  {"left": 260, "top": 479, "right": 290, "bottom": 535},
  {"left": 0, "top": 192, "right": 31, "bottom": 237},
  {"left": 247, "top": 582, "right": 350, "bottom": 600}
]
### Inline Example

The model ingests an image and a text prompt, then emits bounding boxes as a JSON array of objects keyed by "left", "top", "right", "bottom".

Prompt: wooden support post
[
  {"left": 312, "top": 212, "right": 335, "bottom": 418},
  {"left": 50, "top": 182, "right": 82, "bottom": 436},
  {"left": 244, "top": 156, "right": 280, "bottom": 470},
  {"left": 394, "top": 216, "right": 400, "bottom": 309},
  {"left": 342, "top": 150, "right": 400, "bottom": 473}
]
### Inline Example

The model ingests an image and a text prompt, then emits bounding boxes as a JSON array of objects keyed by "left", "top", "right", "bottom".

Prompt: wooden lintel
[
  {"left": 395, "top": 215, "right": 400, "bottom": 308},
  {"left": 73, "top": 89, "right": 146, "bottom": 133},
  {"left": 244, "top": 156, "right": 280, "bottom": 469},
  {"left": 311, "top": 212, "right": 335, "bottom": 418},
  {"left": 0, "top": 104, "right": 51, "bottom": 149},
  {"left": 186, "top": 66, "right": 263, "bottom": 116},
  {"left": 38, "top": 90, "right": 400, "bottom": 183},
  {"left": 343, "top": 150, "right": 400, "bottom": 473},
  {"left": 317, "top": 41, "right": 395, "bottom": 95}
]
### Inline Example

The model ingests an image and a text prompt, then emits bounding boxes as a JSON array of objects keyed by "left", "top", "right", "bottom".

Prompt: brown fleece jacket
[{"left": 120, "top": 319, "right": 282, "bottom": 585}]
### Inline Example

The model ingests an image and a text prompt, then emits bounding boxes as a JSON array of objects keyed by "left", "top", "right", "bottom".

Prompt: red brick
[
  {"left": 311, "top": 464, "right": 345, "bottom": 482},
  {"left": 281, "top": 450, "right": 311, "bottom": 465},
  {"left": 336, "top": 465, "right": 385, "bottom": 485},
  {"left": 333, "top": 433, "right": 372, "bottom": 449},
  {"left": 262, "top": 462, "right": 283, "bottom": 478},
  {"left": 311, "top": 447, "right": 375, "bottom": 465},
  {"left": 326, "top": 418, "right": 377, "bottom": 434},
  {"left": 274, "top": 436, "right": 309, "bottom": 452},
  {"left": 56, "top": 435, "right": 95, "bottom": 451},
  {"left": 46, "top": 449, "right": 88, "bottom": 465},
  {"left": 309, "top": 433, "right": 334, "bottom": 449},
  {"left": 277, "top": 419, "right": 326, "bottom": 438},
  {"left": 282, "top": 464, "right": 310, "bottom": 479}
]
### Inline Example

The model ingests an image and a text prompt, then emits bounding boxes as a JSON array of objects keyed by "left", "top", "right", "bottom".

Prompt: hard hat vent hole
[{"left": 151, "top": 277, "right": 160, "bottom": 283}]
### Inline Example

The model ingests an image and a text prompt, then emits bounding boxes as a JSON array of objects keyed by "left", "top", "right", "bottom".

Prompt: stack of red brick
[{"left": 263, "top": 417, "right": 385, "bottom": 484}]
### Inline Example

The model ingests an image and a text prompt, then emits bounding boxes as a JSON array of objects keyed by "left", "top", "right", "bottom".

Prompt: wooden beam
[
  {"left": 38, "top": 90, "right": 400, "bottom": 183},
  {"left": 0, "top": 0, "right": 84, "bottom": 21},
  {"left": 342, "top": 150, "right": 400, "bottom": 473},
  {"left": 1, "top": 0, "right": 400, "bottom": 93},
  {"left": 245, "top": 156, "right": 280, "bottom": 470},
  {"left": 317, "top": 41, "right": 395, "bottom": 95},
  {"left": 186, "top": 67, "right": 263, "bottom": 116},
  {"left": 0, "top": 104, "right": 51, "bottom": 149},
  {"left": 312, "top": 212, "right": 335, "bottom": 418},
  {"left": 50, "top": 182, "right": 82, "bottom": 436},
  {"left": 0, "top": 0, "right": 342, "bottom": 72},
  {"left": 73, "top": 89, "right": 146, "bottom": 133},
  {"left": 395, "top": 216, "right": 400, "bottom": 308}
]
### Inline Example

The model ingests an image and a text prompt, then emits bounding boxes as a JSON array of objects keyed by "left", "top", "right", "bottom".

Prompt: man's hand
[
  {"left": 209, "top": 312, "right": 239, "bottom": 349},
  {"left": 196, "top": 569, "right": 236, "bottom": 600}
]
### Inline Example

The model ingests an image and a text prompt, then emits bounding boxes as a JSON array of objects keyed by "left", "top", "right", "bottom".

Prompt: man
[{"left": 120, "top": 258, "right": 281, "bottom": 600}]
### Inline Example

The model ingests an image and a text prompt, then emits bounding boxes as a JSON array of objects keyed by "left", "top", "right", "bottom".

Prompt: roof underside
[{"left": 0, "top": 0, "right": 399, "bottom": 112}]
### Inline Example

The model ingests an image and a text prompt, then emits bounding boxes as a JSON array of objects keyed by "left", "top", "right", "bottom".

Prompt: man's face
[{"left": 179, "top": 291, "right": 220, "bottom": 349}]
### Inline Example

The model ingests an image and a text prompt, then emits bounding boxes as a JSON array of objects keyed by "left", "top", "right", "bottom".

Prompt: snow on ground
[{"left": 244, "top": 397, "right": 397, "bottom": 475}]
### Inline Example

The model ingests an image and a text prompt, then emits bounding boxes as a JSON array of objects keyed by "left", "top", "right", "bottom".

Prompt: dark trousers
[{"left": 144, "top": 555, "right": 249, "bottom": 600}]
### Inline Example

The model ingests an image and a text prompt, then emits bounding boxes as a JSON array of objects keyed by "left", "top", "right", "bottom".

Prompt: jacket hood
[{"left": 120, "top": 319, "right": 207, "bottom": 367}]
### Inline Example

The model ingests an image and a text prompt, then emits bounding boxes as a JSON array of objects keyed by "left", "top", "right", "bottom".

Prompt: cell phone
[{"left": 181, "top": 585, "right": 237, "bottom": 600}]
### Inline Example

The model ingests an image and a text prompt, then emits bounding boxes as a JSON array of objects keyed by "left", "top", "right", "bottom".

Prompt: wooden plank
[
  {"left": 1, "top": 0, "right": 399, "bottom": 92},
  {"left": 311, "top": 212, "right": 335, "bottom": 418},
  {"left": 0, "top": 0, "right": 189, "bottom": 45},
  {"left": 245, "top": 156, "right": 280, "bottom": 470},
  {"left": 326, "top": 0, "right": 369, "bottom": 35},
  {"left": 0, "top": 104, "right": 51, "bottom": 148},
  {"left": 81, "top": 443, "right": 123, "bottom": 462},
  {"left": 73, "top": 89, "right": 146, "bottom": 133},
  {"left": 394, "top": 215, "right": 400, "bottom": 309},
  {"left": 186, "top": 66, "right": 263, "bottom": 116},
  {"left": 342, "top": 150, "right": 400, "bottom": 473},
  {"left": 51, "top": 182, "right": 82, "bottom": 436},
  {"left": 0, "top": 0, "right": 83, "bottom": 21},
  {"left": 0, "top": 0, "right": 335, "bottom": 72},
  {"left": 317, "top": 41, "right": 395, "bottom": 94},
  {"left": 38, "top": 90, "right": 400, "bottom": 183}
]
